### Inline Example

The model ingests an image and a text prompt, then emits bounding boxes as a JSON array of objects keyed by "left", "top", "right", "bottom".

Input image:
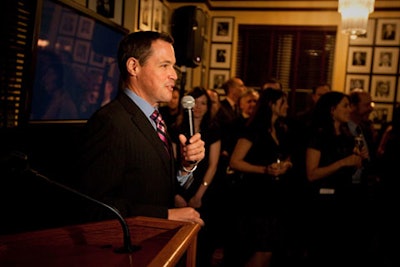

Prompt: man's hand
[
  {"left": 168, "top": 207, "right": 205, "bottom": 226},
  {"left": 179, "top": 133, "right": 205, "bottom": 167}
]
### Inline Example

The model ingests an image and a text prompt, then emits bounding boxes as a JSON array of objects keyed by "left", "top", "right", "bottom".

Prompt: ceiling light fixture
[{"left": 338, "top": 0, "right": 375, "bottom": 40}]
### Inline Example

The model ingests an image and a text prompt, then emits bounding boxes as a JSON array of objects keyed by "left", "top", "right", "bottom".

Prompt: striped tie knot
[{"left": 151, "top": 110, "right": 170, "bottom": 156}]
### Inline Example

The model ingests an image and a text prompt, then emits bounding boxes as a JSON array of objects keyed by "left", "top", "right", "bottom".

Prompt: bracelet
[{"left": 182, "top": 164, "right": 198, "bottom": 173}]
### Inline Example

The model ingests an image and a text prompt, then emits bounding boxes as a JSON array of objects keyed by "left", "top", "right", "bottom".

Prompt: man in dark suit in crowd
[
  {"left": 212, "top": 77, "right": 246, "bottom": 260},
  {"left": 76, "top": 31, "right": 205, "bottom": 225}
]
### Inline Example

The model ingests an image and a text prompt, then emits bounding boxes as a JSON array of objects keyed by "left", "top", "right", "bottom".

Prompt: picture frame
[
  {"left": 347, "top": 46, "right": 373, "bottom": 73},
  {"left": 76, "top": 16, "right": 95, "bottom": 40},
  {"left": 59, "top": 12, "right": 78, "bottom": 36},
  {"left": 211, "top": 17, "right": 234, "bottom": 42},
  {"left": 372, "top": 47, "right": 399, "bottom": 74},
  {"left": 89, "top": 50, "right": 106, "bottom": 68},
  {"left": 375, "top": 18, "right": 400, "bottom": 46},
  {"left": 152, "top": 0, "right": 162, "bottom": 32},
  {"left": 369, "top": 103, "right": 393, "bottom": 128},
  {"left": 209, "top": 69, "right": 230, "bottom": 89},
  {"left": 345, "top": 74, "right": 370, "bottom": 94},
  {"left": 73, "top": 40, "right": 91, "bottom": 63},
  {"left": 210, "top": 43, "right": 232, "bottom": 68},
  {"left": 138, "top": 0, "right": 153, "bottom": 31},
  {"left": 87, "top": 0, "right": 124, "bottom": 25},
  {"left": 349, "top": 19, "right": 375, "bottom": 45},
  {"left": 370, "top": 75, "right": 396, "bottom": 102}
]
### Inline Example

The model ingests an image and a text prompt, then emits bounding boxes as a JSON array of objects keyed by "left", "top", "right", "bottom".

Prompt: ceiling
[{"left": 167, "top": 0, "right": 400, "bottom": 12}]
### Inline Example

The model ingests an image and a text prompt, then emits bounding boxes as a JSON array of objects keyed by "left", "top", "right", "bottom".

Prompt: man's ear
[{"left": 126, "top": 57, "right": 139, "bottom": 76}]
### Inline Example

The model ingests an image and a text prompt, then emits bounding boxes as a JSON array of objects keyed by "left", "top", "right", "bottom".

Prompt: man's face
[
  {"left": 231, "top": 78, "right": 246, "bottom": 99},
  {"left": 357, "top": 93, "right": 374, "bottom": 121},
  {"left": 135, "top": 39, "right": 177, "bottom": 106},
  {"left": 240, "top": 92, "right": 259, "bottom": 116}
]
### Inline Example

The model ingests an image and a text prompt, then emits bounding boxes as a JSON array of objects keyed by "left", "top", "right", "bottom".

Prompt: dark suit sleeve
[{"left": 76, "top": 99, "right": 173, "bottom": 222}]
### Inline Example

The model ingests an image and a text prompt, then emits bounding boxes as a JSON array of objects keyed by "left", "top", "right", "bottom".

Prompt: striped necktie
[{"left": 150, "top": 110, "right": 170, "bottom": 156}]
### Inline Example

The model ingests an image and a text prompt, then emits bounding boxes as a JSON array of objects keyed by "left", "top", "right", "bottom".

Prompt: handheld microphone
[
  {"left": 7, "top": 151, "right": 140, "bottom": 254},
  {"left": 181, "top": 95, "right": 195, "bottom": 139}
]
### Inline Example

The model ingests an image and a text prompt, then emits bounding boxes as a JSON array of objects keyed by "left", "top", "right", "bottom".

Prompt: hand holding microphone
[
  {"left": 180, "top": 95, "right": 204, "bottom": 166},
  {"left": 181, "top": 95, "right": 195, "bottom": 140}
]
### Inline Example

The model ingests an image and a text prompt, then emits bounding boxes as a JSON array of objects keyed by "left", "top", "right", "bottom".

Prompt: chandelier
[{"left": 338, "top": 0, "right": 375, "bottom": 39}]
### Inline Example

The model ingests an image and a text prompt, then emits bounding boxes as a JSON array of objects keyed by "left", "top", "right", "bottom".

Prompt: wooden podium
[{"left": 0, "top": 216, "right": 201, "bottom": 266}]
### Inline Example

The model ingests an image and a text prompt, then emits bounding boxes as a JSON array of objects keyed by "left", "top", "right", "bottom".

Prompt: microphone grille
[{"left": 181, "top": 95, "right": 195, "bottom": 109}]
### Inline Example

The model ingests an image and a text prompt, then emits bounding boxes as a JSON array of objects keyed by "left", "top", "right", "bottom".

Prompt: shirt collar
[
  {"left": 124, "top": 88, "right": 157, "bottom": 120},
  {"left": 348, "top": 120, "right": 359, "bottom": 136}
]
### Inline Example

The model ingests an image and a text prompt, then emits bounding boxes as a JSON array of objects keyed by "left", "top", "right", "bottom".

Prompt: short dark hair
[
  {"left": 312, "top": 83, "right": 331, "bottom": 94},
  {"left": 261, "top": 77, "right": 282, "bottom": 90},
  {"left": 222, "top": 77, "right": 240, "bottom": 95},
  {"left": 117, "top": 31, "right": 174, "bottom": 82},
  {"left": 348, "top": 89, "right": 366, "bottom": 105}
]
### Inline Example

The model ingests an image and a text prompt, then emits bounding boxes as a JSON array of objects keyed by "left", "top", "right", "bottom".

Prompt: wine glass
[
  {"left": 273, "top": 154, "right": 282, "bottom": 181},
  {"left": 354, "top": 135, "right": 364, "bottom": 152}
]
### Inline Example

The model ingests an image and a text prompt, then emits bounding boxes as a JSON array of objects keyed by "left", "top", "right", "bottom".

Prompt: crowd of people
[{"left": 74, "top": 31, "right": 398, "bottom": 267}]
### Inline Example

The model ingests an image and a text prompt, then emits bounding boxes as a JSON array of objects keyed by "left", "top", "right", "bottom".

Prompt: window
[
  {"left": 0, "top": 0, "right": 36, "bottom": 127},
  {"left": 237, "top": 25, "right": 336, "bottom": 114}
]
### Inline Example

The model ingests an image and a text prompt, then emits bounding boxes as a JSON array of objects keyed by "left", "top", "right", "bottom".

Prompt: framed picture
[
  {"left": 138, "top": 0, "right": 153, "bottom": 31},
  {"left": 152, "top": 0, "right": 162, "bottom": 32},
  {"left": 369, "top": 103, "right": 393, "bottom": 128},
  {"left": 76, "top": 16, "right": 95, "bottom": 40},
  {"left": 161, "top": 2, "right": 170, "bottom": 33},
  {"left": 209, "top": 69, "right": 230, "bottom": 89},
  {"left": 345, "top": 74, "right": 370, "bottom": 93},
  {"left": 370, "top": 75, "right": 396, "bottom": 102},
  {"left": 59, "top": 12, "right": 78, "bottom": 36},
  {"left": 211, "top": 17, "right": 234, "bottom": 42},
  {"left": 87, "top": 0, "right": 124, "bottom": 25},
  {"left": 210, "top": 43, "right": 232, "bottom": 68},
  {"left": 73, "top": 40, "right": 91, "bottom": 63},
  {"left": 372, "top": 47, "right": 399, "bottom": 74},
  {"left": 375, "top": 18, "right": 400, "bottom": 46},
  {"left": 89, "top": 50, "right": 106, "bottom": 68},
  {"left": 347, "top": 46, "right": 372, "bottom": 73},
  {"left": 349, "top": 19, "right": 375, "bottom": 45}
]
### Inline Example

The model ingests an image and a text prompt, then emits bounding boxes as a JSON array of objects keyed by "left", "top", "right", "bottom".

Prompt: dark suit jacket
[
  {"left": 215, "top": 99, "right": 239, "bottom": 155},
  {"left": 77, "top": 92, "right": 177, "bottom": 221}
]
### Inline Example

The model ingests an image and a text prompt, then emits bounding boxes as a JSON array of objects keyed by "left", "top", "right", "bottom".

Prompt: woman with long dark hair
[
  {"left": 305, "top": 91, "right": 367, "bottom": 267},
  {"left": 228, "top": 88, "right": 293, "bottom": 267}
]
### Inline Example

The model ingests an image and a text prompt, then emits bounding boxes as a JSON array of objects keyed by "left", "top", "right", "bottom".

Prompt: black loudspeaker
[{"left": 171, "top": 6, "right": 205, "bottom": 68}]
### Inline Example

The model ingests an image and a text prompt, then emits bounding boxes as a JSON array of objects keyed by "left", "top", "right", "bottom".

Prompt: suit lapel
[{"left": 117, "top": 93, "right": 173, "bottom": 170}]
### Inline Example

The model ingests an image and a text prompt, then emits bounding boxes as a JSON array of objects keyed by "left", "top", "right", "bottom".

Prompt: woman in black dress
[{"left": 228, "top": 88, "right": 293, "bottom": 267}]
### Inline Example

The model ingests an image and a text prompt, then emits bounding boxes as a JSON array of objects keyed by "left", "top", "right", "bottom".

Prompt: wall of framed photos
[
  {"left": 207, "top": 16, "right": 235, "bottom": 96},
  {"left": 345, "top": 18, "right": 400, "bottom": 129}
]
